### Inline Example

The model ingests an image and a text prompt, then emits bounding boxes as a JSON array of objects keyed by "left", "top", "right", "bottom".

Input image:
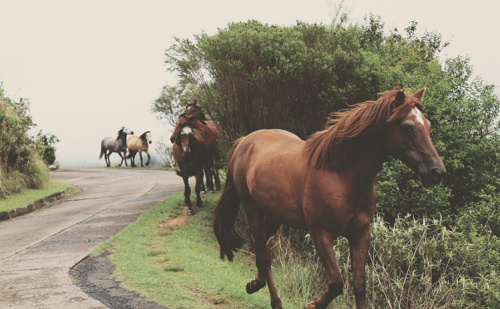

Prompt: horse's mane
[
  {"left": 140, "top": 131, "right": 151, "bottom": 140},
  {"left": 117, "top": 127, "right": 125, "bottom": 139},
  {"left": 303, "top": 89, "right": 424, "bottom": 171}
]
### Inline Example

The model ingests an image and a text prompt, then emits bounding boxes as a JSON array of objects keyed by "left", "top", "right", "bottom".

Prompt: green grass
[
  {"left": 0, "top": 181, "right": 74, "bottom": 212},
  {"left": 94, "top": 191, "right": 281, "bottom": 309}
]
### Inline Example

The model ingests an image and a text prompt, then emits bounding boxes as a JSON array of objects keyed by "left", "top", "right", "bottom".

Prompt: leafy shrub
[{"left": 0, "top": 86, "right": 51, "bottom": 198}]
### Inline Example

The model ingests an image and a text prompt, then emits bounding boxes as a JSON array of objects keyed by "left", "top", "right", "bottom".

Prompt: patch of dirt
[{"left": 158, "top": 206, "right": 193, "bottom": 229}]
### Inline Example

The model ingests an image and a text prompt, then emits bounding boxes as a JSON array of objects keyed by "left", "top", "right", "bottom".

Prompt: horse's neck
[
  {"left": 340, "top": 138, "right": 387, "bottom": 190},
  {"left": 116, "top": 134, "right": 127, "bottom": 147}
]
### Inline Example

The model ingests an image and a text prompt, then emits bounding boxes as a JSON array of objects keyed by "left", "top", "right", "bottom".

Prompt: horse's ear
[
  {"left": 413, "top": 87, "right": 426, "bottom": 100},
  {"left": 193, "top": 100, "right": 197, "bottom": 106},
  {"left": 394, "top": 90, "right": 405, "bottom": 106}
]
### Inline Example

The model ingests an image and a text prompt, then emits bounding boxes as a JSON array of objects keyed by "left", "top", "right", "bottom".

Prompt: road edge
[{"left": 0, "top": 186, "right": 80, "bottom": 222}]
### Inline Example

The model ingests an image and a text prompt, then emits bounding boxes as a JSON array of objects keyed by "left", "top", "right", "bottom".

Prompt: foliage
[
  {"left": 161, "top": 20, "right": 385, "bottom": 140},
  {"left": 150, "top": 80, "right": 194, "bottom": 127},
  {"left": 0, "top": 84, "right": 51, "bottom": 198},
  {"left": 35, "top": 130, "right": 60, "bottom": 165}
]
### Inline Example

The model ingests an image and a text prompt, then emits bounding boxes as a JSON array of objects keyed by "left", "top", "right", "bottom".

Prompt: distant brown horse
[
  {"left": 213, "top": 88, "right": 446, "bottom": 309},
  {"left": 126, "top": 131, "right": 152, "bottom": 167},
  {"left": 173, "top": 122, "right": 210, "bottom": 214},
  {"left": 170, "top": 112, "right": 221, "bottom": 192}
]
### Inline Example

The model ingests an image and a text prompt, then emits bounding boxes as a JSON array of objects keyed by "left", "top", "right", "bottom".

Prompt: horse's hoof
[
  {"left": 187, "top": 209, "right": 193, "bottom": 215},
  {"left": 271, "top": 299, "right": 283, "bottom": 309},
  {"left": 305, "top": 302, "right": 316, "bottom": 309},
  {"left": 196, "top": 202, "right": 202, "bottom": 208},
  {"left": 209, "top": 190, "right": 215, "bottom": 193},
  {"left": 246, "top": 280, "right": 264, "bottom": 294},
  {"left": 246, "top": 281, "right": 254, "bottom": 294},
  {"left": 200, "top": 191, "right": 206, "bottom": 195}
]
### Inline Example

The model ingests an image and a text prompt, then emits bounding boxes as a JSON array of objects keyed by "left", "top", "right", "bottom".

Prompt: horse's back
[
  {"left": 126, "top": 136, "right": 139, "bottom": 150},
  {"left": 230, "top": 129, "right": 308, "bottom": 227}
]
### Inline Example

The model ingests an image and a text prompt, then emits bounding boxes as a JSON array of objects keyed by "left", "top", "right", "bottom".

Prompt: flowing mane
[{"left": 303, "top": 89, "right": 424, "bottom": 171}]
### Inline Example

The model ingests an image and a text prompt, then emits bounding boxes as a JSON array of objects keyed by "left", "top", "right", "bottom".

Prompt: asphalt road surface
[{"left": 0, "top": 168, "right": 190, "bottom": 309}]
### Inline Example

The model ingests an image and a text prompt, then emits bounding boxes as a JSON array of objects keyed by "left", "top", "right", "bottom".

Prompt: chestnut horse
[
  {"left": 126, "top": 131, "right": 152, "bottom": 167},
  {"left": 213, "top": 88, "right": 446, "bottom": 309},
  {"left": 170, "top": 112, "right": 221, "bottom": 192},
  {"left": 99, "top": 127, "right": 134, "bottom": 167},
  {"left": 173, "top": 122, "right": 210, "bottom": 214}
]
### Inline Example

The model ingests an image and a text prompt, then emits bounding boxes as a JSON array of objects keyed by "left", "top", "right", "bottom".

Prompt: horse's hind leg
[
  {"left": 194, "top": 169, "right": 203, "bottom": 208},
  {"left": 305, "top": 229, "right": 343, "bottom": 309},
  {"left": 243, "top": 201, "right": 283, "bottom": 309},
  {"left": 139, "top": 152, "right": 144, "bottom": 167},
  {"left": 105, "top": 150, "right": 111, "bottom": 167},
  {"left": 204, "top": 163, "right": 214, "bottom": 193},
  {"left": 213, "top": 165, "right": 221, "bottom": 191}
]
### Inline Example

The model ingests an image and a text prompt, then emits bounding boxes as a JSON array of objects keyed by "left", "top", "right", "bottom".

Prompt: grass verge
[
  {"left": 94, "top": 191, "right": 282, "bottom": 309},
  {"left": 0, "top": 181, "right": 74, "bottom": 212}
]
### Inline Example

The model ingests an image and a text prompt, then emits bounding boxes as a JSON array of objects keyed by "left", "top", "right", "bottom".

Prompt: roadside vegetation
[
  {"left": 0, "top": 83, "right": 59, "bottom": 199},
  {"left": 94, "top": 192, "right": 273, "bottom": 308},
  {"left": 0, "top": 181, "right": 74, "bottom": 212},
  {"left": 146, "top": 8, "right": 500, "bottom": 309}
]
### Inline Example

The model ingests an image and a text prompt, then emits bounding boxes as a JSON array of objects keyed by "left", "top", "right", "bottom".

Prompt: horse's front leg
[
  {"left": 123, "top": 150, "right": 128, "bottom": 166},
  {"left": 145, "top": 150, "right": 150, "bottom": 166},
  {"left": 349, "top": 225, "right": 371, "bottom": 309},
  {"left": 194, "top": 168, "right": 203, "bottom": 208},
  {"left": 306, "top": 229, "right": 343, "bottom": 309},
  {"left": 181, "top": 173, "right": 192, "bottom": 215},
  {"left": 139, "top": 152, "right": 144, "bottom": 167}
]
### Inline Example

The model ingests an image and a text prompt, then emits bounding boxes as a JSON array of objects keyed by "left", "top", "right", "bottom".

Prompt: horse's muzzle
[{"left": 149, "top": 141, "right": 152, "bottom": 144}]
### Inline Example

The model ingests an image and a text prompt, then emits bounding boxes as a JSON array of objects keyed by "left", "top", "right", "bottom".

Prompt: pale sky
[{"left": 0, "top": 0, "right": 498, "bottom": 167}]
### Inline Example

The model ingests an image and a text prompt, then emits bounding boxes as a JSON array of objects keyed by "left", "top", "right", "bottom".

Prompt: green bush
[{"left": 0, "top": 85, "right": 51, "bottom": 198}]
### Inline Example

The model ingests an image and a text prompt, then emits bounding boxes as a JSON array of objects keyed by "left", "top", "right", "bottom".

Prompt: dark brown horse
[
  {"left": 213, "top": 88, "right": 446, "bottom": 309},
  {"left": 173, "top": 122, "right": 210, "bottom": 215},
  {"left": 170, "top": 112, "right": 221, "bottom": 192}
]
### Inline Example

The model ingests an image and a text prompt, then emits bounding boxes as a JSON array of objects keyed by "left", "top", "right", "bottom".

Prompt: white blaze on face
[
  {"left": 146, "top": 132, "right": 152, "bottom": 141},
  {"left": 410, "top": 107, "right": 425, "bottom": 126},
  {"left": 181, "top": 126, "right": 193, "bottom": 152},
  {"left": 188, "top": 106, "right": 192, "bottom": 110},
  {"left": 181, "top": 126, "right": 193, "bottom": 135}
]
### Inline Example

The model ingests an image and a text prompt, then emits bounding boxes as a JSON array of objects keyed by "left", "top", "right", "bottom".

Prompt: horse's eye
[{"left": 403, "top": 125, "right": 413, "bottom": 134}]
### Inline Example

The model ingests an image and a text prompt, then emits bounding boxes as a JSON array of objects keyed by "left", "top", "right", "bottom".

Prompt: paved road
[{"left": 0, "top": 168, "right": 189, "bottom": 309}]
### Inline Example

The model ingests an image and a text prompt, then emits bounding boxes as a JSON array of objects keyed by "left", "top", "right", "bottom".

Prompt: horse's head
[
  {"left": 385, "top": 88, "right": 446, "bottom": 186},
  {"left": 118, "top": 127, "right": 134, "bottom": 138},
  {"left": 141, "top": 131, "right": 152, "bottom": 145},
  {"left": 175, "top": 122, "right": 195, "bottom": 157},
  {"left": 170, "top": 114, "right": 200, "bottom": 144},
  {"left": 185, "top": 100, "right": 199, "bottom": 115}
]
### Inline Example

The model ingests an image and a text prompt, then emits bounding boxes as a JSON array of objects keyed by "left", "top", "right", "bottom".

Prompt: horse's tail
[
  {"left": 213, "top": 137, "right": 246, "bottom": 262},
  {"left": 99, "top": 143, "right": 105, "bottom": 160}
]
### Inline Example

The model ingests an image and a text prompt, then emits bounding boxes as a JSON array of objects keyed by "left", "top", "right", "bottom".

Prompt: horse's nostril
[{"left": 430, "top": 167, "right": 445, "bottom": 180}]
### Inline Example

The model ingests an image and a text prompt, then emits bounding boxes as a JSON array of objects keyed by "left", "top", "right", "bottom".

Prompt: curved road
[{"left": 0, "top": 168, "right": 190, "bottom": 309}]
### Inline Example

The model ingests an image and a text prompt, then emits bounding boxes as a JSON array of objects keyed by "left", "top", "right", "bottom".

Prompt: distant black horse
[{"left": 99, "top": 127, "right": 134, "bottom": 167}]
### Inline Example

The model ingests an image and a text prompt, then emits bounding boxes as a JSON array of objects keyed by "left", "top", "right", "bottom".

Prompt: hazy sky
[{"left": 0, "top": 0, "right": 498, "bottom": 167}]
